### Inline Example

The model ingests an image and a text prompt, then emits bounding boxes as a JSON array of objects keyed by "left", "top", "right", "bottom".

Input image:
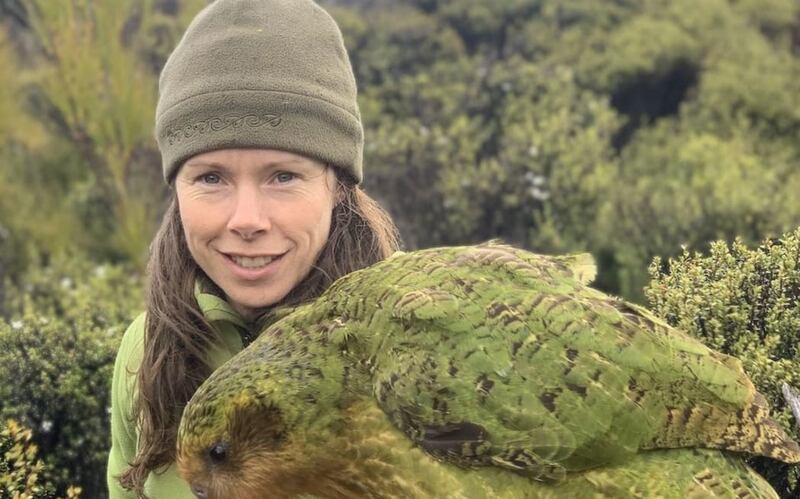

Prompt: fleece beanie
[{"left": 155, "top": 0, "right": 363, "bottom": 183}]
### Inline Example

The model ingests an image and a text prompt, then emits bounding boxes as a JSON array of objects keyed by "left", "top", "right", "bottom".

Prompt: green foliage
[
  {"left": 328, "top": 0, "right": 800, "bottom": 301},
  {"left": 0, "top": 0, "right": 208, "bottom": 275},
  {"left": 355, "top": 38, "right": 618, "bottom": 250},
  {"left": 0, "top": 141, "right": 105, "bottom": 281},
  {"left": 23, "top": 0, "right": 164, "bottom": 267},
  {"left": 0, "top": 30, "right": 49, "bottom": 281},
  {"left": 0, "top": 255, "right": 143, "bottom": 499},
  {"left": 342, "top": 4, "right": 465, "bottom": 86},
  {"left": 1, "top": 0, "right": 798, "bottom": 297},
  {"left": 595, "top": 123, "right": 800, "bottom": 300},
  {"left": 646, "top": 228, "right": 800, "bottom": 496},
  {"left": 573, "top": 14, "right": 702, "bottom": 92},
  {"left": 0, "top": 419, "right": 82, "bottom": 498},
  {"left": 0, "top": 419, "right": 57, "bottom": 499}
]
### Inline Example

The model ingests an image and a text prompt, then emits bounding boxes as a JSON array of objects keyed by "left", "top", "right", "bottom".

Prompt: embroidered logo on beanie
[{"left": 165, "top": 114, "right": 283, "bottom": 146}]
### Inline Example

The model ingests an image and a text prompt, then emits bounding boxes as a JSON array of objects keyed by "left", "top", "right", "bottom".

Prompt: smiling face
[{"left": 175, "top": 149, "right": 337, "bottom": 318}]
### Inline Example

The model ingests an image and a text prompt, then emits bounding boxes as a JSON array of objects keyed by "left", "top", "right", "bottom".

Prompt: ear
[
  {"left": 326, "top": 165, "right": 346, "bottom": 204},
  {"left": 335, "top": 184, "right": 346, "bottom": 205}
]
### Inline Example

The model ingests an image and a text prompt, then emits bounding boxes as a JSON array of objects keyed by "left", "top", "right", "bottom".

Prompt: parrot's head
[
  {"left": 176, "top": 360, "right": 291, "bottom": 498},
  {"left": 176, "top": 338, "right": 352, "bottom": 499}
]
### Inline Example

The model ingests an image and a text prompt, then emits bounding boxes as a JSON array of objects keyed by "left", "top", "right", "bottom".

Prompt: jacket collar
[
  {"left": 193, "top": 277, "right": 248, "bottom": 330},
  {"left": 193, "top": 276, "right": 284, "bottom": 347}
]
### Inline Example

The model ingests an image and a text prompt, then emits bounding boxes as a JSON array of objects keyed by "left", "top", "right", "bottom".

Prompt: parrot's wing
[
  {"left": 466, "top": 241, "right": 597, "bottom": 286},
  {"left": 366, "top": 246, "right": 799, "bottom": 481},
  {"left": 548, "top": 253, "right": 597, "bottom": 285}
]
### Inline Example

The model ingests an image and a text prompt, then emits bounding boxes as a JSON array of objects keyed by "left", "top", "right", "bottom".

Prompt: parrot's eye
[{"left": 208, "top": 441, "right": 228, "bottom": 464}]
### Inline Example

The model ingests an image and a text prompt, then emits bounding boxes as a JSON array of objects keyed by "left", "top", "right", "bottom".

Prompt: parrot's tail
[
  {"left": 646, "top": 392, "right": 800, "bottom": 463},
  {"left": 711, "top": 392, "right": 800, "bottom": 463}
]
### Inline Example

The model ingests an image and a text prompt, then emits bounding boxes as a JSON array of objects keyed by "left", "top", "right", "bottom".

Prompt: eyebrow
[{"left": 182, "top": 159, "right": 306, "bottom": 170}]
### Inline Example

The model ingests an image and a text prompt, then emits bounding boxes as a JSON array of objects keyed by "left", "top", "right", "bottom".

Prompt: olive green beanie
[{"left": 155, "top": 0, "right": 363, "bottom": 183}]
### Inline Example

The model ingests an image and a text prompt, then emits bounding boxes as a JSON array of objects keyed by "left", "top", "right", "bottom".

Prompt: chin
[
  {"left": 238, "top": 293, "right": 285, "bottom": 310},
  {"left": 225, "top": 285, "right": 288, "bottom": 310}
]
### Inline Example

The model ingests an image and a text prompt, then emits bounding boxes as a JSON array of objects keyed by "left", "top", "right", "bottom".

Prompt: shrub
[
  {"left": 0, "top": 419, "right": 57, "bottom": 499},
  {"left": 646, "top": 227, "right": 800, "bottom": 496},
  {"left": 0, "top": 254, "right": 143, "bottom": 499}
]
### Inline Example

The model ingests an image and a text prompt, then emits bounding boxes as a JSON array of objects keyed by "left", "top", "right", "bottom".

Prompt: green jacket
[{"left": 107, "top": 285, "right": 249, "bottom": 498}]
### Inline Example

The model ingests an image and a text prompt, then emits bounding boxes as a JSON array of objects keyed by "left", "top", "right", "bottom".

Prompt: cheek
[
  {"left": 309, "top": 199, "right": 335, "bottom": 246},
  {"left": 285, "top": 187, "right": 336, "bottom": 246},
  {"left": 283, "top": 206, "right": 331, "bottom": 251},
  {"left": 178, "top": 197, "right": 220, "bottom": 247}
]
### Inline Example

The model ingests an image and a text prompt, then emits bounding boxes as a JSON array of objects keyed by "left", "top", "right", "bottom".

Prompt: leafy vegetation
[
  {"left": 1, "top": 419, "right": 57, "bottom": 499},
  {"left": 1, "top": 0, "right": 798, "bottom": 295},
  {"left": 0, "top": 0, "right": 208, "bottom": 277},
  {"left": 329, "top": 0, "right": 800, "bottom": 300},
  {"left": 0, "top": 255, "right": 142, "bottom": 498}
]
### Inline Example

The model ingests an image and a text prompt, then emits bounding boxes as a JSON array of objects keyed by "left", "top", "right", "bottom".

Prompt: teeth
[{"left": 231, "top": 255, "right": 276, "bottom": 268}]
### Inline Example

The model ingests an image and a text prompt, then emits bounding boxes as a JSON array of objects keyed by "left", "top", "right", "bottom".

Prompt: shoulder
[
  {"left": 110, "top": 312, "right": 148, "bottom": 417},
  {"left": 121, "top": 311, "right": 147, "bottom": 347},
  {"left": 108, "top": 312, "right": 147, "bottom": 490},
  {"left": 115, "top": 312, "right": 147, "bottom": 375}
]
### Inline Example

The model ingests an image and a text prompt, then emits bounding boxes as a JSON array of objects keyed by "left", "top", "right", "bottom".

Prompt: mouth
[
  {"left": 223, "top": 252, "right": 286, "bottom": 269},
  {"left": 229, "top": 254, "right": 279, "bottom": 268}
]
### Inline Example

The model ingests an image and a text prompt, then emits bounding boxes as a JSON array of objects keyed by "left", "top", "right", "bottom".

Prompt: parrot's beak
[
  {"left": 177, "top": 447, "right": 215, "bottom": 498},
  {"left": 190, "top": 482, "right": 209, "bottom": 499}
]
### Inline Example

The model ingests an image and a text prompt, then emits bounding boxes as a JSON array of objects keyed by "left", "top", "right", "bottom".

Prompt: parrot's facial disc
[{"left": 178, "top": 402, "right": 291, "bottom": 498}]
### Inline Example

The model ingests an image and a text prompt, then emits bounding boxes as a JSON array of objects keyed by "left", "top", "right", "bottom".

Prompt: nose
[{"left": 227, "top": 184, "right": 270, "bottom": 240}]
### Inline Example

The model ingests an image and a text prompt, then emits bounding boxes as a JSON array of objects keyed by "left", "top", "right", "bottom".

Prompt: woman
[{"left": 106, "top": 0, "right": 400, "bottom": 496}]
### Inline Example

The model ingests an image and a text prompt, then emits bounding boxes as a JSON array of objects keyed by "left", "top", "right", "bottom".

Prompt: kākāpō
[{"left": 177, "top": 242, "right": 800, "bottom": 498}]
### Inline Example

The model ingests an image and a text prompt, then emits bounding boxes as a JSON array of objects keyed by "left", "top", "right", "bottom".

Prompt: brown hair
[{"left": 118, "top": 172, "right": 400, "bottom": 494}]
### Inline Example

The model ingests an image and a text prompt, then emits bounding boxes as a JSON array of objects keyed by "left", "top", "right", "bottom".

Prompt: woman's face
[{"left": 175, "top": 148, "right": 337, "bottom": 319}]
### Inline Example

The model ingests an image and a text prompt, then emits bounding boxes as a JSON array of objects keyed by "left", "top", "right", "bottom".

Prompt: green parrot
[{"left": 177, "top": 243, "right": 800, "bottom": 498}]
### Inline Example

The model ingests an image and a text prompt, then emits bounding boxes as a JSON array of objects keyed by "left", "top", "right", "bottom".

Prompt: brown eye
[{"left": 208, "top": 441, "right": 228, "bottom": 464}]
